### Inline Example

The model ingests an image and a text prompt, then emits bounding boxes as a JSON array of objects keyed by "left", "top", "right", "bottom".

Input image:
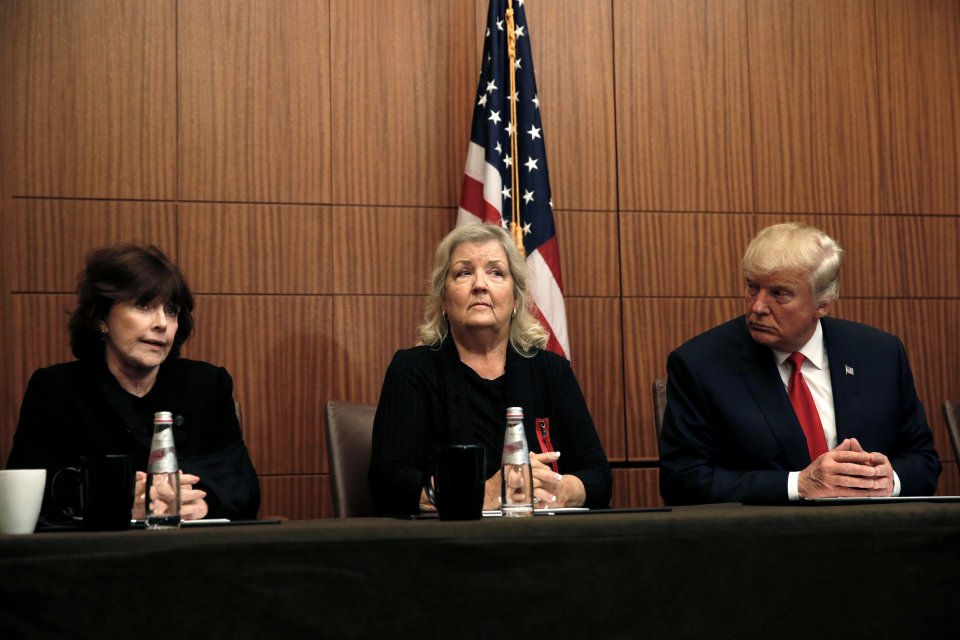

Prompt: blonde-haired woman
[{"left": 369, "top": 224, "right": 611, "bottom": 515}]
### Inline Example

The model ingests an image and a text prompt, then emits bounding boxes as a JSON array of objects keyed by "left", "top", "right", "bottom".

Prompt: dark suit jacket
[
  {"left": 369, "top": 339, "right": 612, "bottom": 515},
  {"left": 659, "top": 316, "right": 941, "bottom": 505},
  {"left": 6, "top": 357, "right": 260, "bottom": 519}
]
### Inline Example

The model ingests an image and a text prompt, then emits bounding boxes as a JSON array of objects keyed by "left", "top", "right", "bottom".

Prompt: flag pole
[{"left": 505, "top": 0, "right": 525, "bottom": 257}]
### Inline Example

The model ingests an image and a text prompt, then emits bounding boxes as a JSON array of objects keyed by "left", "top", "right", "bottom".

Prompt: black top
[
  {"left": 6, "top": 357, "right": 260, "bottom": 519},
  {"left": 369, "top": 339, "right": 612, "bottom": 515}
]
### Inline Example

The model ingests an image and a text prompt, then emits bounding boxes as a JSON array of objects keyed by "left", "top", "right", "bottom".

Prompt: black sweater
[
  {"left": 369, "top": 339, "right": 612, "bottom": 515},
  {"left": 7, "top": 357, "right": 260, "bottom": 519}
]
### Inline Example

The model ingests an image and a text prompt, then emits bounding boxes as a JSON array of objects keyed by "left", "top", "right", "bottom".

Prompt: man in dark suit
[{"left": 659, "top": 223, "right": 941, "bottom": 505}]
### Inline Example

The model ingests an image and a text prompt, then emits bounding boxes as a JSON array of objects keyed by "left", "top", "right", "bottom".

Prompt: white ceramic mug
[{"left": 0, "top": 469, "right": 47, "bottom": 535}]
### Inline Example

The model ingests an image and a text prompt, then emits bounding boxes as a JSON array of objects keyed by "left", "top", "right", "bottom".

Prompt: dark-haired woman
[{"left": 6, "top": 244, "right": 259, "bottom": 521}]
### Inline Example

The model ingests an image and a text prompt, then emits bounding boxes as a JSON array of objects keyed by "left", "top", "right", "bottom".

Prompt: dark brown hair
[{"left": 68, "top": 245, "right": 195, "bottom": 361}]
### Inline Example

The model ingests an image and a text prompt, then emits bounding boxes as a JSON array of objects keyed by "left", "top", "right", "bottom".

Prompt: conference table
[{"left": 1, "top": 502, "right": 958, "bottom": 639}]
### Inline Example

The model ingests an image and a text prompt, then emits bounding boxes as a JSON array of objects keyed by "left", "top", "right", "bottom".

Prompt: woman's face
[
  {"left": 442, "top": 240, "right": 517, "bottom": 342},
  {"left": 101, "top": 298, "right": 179, "bottom": 375}
]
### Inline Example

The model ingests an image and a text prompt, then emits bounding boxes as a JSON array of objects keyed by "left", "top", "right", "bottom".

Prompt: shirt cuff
[
  {"left": 788, "top": 471, "right": 800, "bottom": 501},
  {"left": 892, "top": 470, "right": 901, "bottom": 497}
]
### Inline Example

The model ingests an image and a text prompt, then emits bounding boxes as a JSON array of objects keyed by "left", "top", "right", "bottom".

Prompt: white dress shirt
[{"left": 773, "top": 321, "right": 900, "bottom": 500}]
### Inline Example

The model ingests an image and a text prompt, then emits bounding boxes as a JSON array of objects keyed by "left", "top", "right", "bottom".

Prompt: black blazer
[
  {"left": 7, "top": 357, "right": 260, "bottom": 519},
  {"left": 369, "top": 339, "right": 612, "bottom": 515},
  {"left": 659, "top": 316, "right": 941, "bottom": 505}
]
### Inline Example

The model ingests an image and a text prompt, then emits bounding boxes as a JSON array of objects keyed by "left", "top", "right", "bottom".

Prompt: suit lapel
[
  {"left": 735, "top": 328, "right": 812, "bottom": 469},
  {"left": 822, "top": 318, "right": 861, "bottom": 441}
]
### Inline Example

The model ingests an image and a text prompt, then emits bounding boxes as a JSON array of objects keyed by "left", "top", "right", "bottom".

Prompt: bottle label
[
  {"left": 148, "top": 448, "right": 179, "bottom": 473},
  {"left": 148, "top": 425, "right": 179, "bottom": 473},
  {"left": 502, "top": 424, "right": 529, "bottom": 465}
]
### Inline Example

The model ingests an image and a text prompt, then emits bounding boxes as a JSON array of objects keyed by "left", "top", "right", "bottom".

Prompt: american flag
[{"left": 457, "top": 0, "right": 569, "bottom": 359}]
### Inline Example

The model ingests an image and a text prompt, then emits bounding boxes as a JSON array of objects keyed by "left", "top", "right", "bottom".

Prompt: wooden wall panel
[
  {"left": 8, "top": 0, "right": 175, "bottom": 199},
  {"left": 178, "top": 0, "right": 331, "bottom": 203},
  {"left": 788, "top": 215, "right": 960, "bottom": 298},
  {"left": 332, "top": 296, "right": 424, "bottom": 404},
  {"left": 877, "top": 0, "right": 960, "bottom": 215},
  {"left": 12, "top": 200, "right": 177, "bottom": 292},
  {"left": 259, "top": 474, "right": 332, "bottom": 520},
  {"left": 620, "top": 212, "right": 754, "bottom": 297},
  {"left": 524, "top": 0, "right": 617, "bottom": 211},
  {"left": 612, "top": 468, "right": 663, "bottom": 508},
  {"left": 749, "top": 0, "right": 882, "bottom": 213},
  {"left": 330, "top": 207, "right": 456, "bottom": 295},
  {"left": 556, "top": 211, "right": 620, "bottom": 297},
  {"left": 615, "top": 0, "right": 753, "bottom": 213},
  {"left": 938, "top": 464, "right": 959, "bottom": 497},
  {"left": 566, "top": 297, "right": 625, "bottom": 460},
  {"left": 184, "top": 296, "right": 334, "bottom": 475},
  {"left": 178, "top": 204, "right": 333, "bottom": 294},
  {"left": 621, "top": 212, "right": 960, "bottom": 298},
  {"left": 623, "top": 298, "right": 743, "bottom": 460},
  {"left": 331, "top": 0, "right": 476, "bottom": 206}
]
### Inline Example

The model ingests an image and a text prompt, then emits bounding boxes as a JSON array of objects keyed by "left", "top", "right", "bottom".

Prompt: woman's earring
[{"left": 511, "top": 308, "right": 517, "bottom": 318}]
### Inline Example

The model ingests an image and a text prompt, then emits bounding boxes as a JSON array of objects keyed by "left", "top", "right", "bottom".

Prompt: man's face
[{"left": 744, "top": 270, "right": 831, "bottom": 353}]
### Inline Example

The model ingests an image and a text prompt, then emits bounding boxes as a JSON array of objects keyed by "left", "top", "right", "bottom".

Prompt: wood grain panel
[
  {"left": 259, "top": 474, "right": 332, "bottom": 520},
  {"left": 620, "top": 212, "right": 754, "bottom": 298},
  {"left": 623, "top": 298, "right": 743, "bottom": 460},
  {"left": 9, "top": 0, "right": 175, "bottom": 199},
  {"left": 0, "top": 1, "right": 14, "bottom": 198},
  {"left": 566, "top": 297, "right": 625, "bottom": 461},
  {"left": 937, "top": 464, "right": 959, "bottom": 497},
  {"left": 178, "top": 0, "right": 330, "bottom": 203},
  {"left": 178, "top": 204, "right": 333, "bottom": 294},
  {"left": 524, "top": 0, "right": 617, "bottom": 211},
  {"left": 331, "top": 0, "right": 476, "bottom": 206},
  {"left": 12, "top": 200, "right": 177, "bottom": 292},
  {"left": 332, "top": 296, "right": 424, "bottom": 404},
  {"left": 612, "top": 468, "right": 663, "bottom": 508},
  {"left": 615, "top": 0, "right": 753, "bottom": 213},
  {"left": 792, "top": 215, "right": 960, "bottom": 298},
  {"left": 749, "top": 0, "right": 882, "bottom": 213},
  {"left": 10, "top": 294, "right": 78, "bottom": 394},
  {"left": 877, "top": 0, "right": 960, "bottom": 214},
  {"left": 1, "top": 4, "right": 17, "bottom": 454},
  {"left": 556, "top": 211, "right": 620, "bottom": 297},
  {"left": 184, "top": 295, "right": 334, "bottom": 475},
  {"left": 621, "top": 212, "right": 960, "bottom": 298},
  {"left": 330, "top": 207, "right": 455, "bottom": 295}
]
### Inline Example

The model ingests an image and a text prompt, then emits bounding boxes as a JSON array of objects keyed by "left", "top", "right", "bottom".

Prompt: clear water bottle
[
  {"left": 501, "top": 406, "right": 534, "bottom": 517},
  {"left": 145, "top": 411, "right": 181, "bottom": 529}
]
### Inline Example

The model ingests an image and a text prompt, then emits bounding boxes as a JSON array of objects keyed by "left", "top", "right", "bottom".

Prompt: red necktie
[{"left": 787, "top": 352, "right": 828, "bottom": 461}]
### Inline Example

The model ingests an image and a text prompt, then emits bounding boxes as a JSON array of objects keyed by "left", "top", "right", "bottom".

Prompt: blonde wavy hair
[
  {"left": 742, "top": 222, "right": 844, "bottom": 305},
  {"left": 417, "top": 223, "right": 548, "bottom": 355}
]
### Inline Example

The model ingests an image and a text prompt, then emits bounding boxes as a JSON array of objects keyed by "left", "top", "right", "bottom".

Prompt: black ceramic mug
[
  {"left": 426, "top": 445, "right": 486, "bottom": 521},
  {"left": 53, "top": 454, "right": 135, "bottom": 530}
]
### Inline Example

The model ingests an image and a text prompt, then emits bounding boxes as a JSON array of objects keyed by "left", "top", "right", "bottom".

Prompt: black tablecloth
[{"left": 2, "top": 503, "right": 958, "bottom": 639}]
